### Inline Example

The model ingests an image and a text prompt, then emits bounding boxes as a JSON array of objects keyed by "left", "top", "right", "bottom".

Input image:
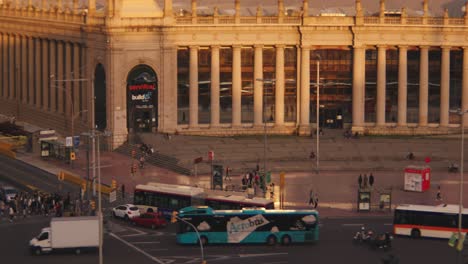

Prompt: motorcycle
[
  {"left": 353, "top": 227, "right": 374, "bottom": 244},
  {"left": 370, "top": 232, "right": 393, "bottom": 251}
]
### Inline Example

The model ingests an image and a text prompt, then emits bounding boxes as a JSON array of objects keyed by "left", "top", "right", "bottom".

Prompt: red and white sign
[
  {"left": 208, "top": 151, "right": 214, "bottom": 161},
  {"left": 404, "top": 165, "right": 431, "bottom": 192}
]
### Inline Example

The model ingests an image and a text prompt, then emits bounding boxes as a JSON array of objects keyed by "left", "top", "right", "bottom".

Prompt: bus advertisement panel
[
  {"left": 393, "top": 204, "right": 468, "bottom": 239},
  {"left": 176, "top": 206, "right": 319, "bottom": 245}
]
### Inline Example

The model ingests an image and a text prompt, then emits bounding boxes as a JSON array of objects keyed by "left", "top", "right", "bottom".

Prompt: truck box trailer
[{"left": 29, "top": 216, "right": 99, "bottom": 255}]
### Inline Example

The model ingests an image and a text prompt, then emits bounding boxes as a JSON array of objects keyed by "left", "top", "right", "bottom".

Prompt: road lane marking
[
  {"left": 239, "top": 253, "right": 288, "bottom": 258},
  {"left": 384, "top": 223, "right": 393, "bottom": 226},
  {"left": 109, "top": 232, "right": 165, "bottom": 264},
  {"left": 132, "top": 241, "right": 161, "bottom": 244}
]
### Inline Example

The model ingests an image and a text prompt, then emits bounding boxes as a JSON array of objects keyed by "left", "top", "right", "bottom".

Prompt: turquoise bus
[{"left": 176, "top": 206, "right": 319, "bottom": 246}]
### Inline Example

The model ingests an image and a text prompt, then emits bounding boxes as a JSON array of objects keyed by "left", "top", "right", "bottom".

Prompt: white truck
[{"left": 29, "top": 216, "right": 99, "bottom": 255}]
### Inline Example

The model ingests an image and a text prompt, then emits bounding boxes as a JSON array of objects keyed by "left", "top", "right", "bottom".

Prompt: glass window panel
[
  {"left": 428, "top": 49, "right": 441, "bottom": 123},
  {"left": 386, "top": 49, "right": 399, "bottom": 123},
  {"left": 365, "top": 49, "right": 377, "bottom": 123},
  {"left": 450, "top": 50, "right": 462, "bottom": 124},
  {"left": 220, "top": 48, "right": 232, "bottom": 123},
  {"left": 407, "top": 49, "right": 420, "bottom": 123},
  {"left": 263, "top": 47, "right": 276, "bottom": 122},
  {"left": 177, "top": 48, "right": 189, "bottom": 124},
  {"left": 198, "top": 48, "right": 211, "bottom": 124},
  {"left": 284, "top": 47, "right": 297, "bottom": 122},
  {"left": 310, "top": 49, "right": 353, "bottom": 126},
  {"left": 241, "top": 48, "right": 254, "bottom": 123}
]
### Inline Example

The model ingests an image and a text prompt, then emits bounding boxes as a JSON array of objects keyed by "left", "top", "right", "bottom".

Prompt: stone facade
[{"left": 1, "top": 0, "right": 468, "bottom": 149}]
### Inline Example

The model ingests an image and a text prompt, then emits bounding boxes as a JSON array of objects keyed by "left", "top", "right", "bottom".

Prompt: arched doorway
[
  {"left": 94, "top": 64, "right": 107, "bottom": 130},
  {"left": 127, "top": 65, "right": 158, "bottom": 133}
]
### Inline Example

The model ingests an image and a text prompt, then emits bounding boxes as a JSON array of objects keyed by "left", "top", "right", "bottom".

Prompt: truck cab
[{"left": 29, "top": 228, "right": 52, "bottom": 255}]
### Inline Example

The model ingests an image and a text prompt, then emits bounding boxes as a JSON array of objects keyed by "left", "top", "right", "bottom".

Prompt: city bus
[
  {"left": 176, "top": 206, "right": 319, "bottom": 245},
  {"left": 393, "top": 204, "right": 468, "bottom": 239},
  {"left": 134, "top": 183, "right": 274, "bottom": 217}
]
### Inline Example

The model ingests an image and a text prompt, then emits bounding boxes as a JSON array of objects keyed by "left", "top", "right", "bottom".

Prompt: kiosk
[{"left": 404, "top": 165, "right": 431, "bottom": 192}]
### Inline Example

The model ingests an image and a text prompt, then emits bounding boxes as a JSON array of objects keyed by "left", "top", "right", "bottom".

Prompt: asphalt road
[{"left": 0, "top": 154, "right": 466, "bottom": 264}]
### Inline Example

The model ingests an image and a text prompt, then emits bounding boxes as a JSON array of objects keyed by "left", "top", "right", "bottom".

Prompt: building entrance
[{"left": 127, "top": 65, "right": 158, "bottom": 133}]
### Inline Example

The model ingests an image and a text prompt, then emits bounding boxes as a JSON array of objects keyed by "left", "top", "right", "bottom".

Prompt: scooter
[
  {"left": 370, "top": 232, "right": 393, "bottom": 251},
  {"left": 353, "top": 227, "right": 374, "bottom": 244}
]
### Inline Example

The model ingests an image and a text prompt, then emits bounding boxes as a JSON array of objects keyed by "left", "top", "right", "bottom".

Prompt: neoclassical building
[{"left": 1, "top": 0, "right": 468, "bottom": 148}]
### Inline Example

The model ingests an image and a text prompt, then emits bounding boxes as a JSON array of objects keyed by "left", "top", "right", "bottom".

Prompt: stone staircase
[{"left": 114, "top": 141, "right": 192, "bottom": 176}]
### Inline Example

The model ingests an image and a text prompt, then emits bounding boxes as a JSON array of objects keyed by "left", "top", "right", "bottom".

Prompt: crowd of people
[{"left": 0, "top": 190, "right": 96, "bottom": 223}]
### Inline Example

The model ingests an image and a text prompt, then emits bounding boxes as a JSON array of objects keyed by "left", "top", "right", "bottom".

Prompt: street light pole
[
  {"left": 315, "top": 54, "right": 321, "bottom": 174},
  {"left": 256, "top": 78, "right": 275, "bottom": 176}
]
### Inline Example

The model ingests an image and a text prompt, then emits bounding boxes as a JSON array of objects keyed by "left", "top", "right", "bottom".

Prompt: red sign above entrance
[{"left": 129, "top": 83, "right": 156, "bottom": 91}]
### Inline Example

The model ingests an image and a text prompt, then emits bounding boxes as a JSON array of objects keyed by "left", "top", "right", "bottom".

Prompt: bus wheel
[
  {"left": 34, "top": 247, "right": 42, "bottom": 256},
  {"left": 75, "top": 248, "right": 81, "bottom": 255},
  {"left": 198, "top": 236, "right": 208, "bottom": 246},
  {"left": 281, "top": 235, "right": 291, "bottom": 246},
  {"left": 266, "top": 235, "right": 277, "bottom": 246},
  {"left": 410, "top": 229, "right": 421, "bottom": 239}
]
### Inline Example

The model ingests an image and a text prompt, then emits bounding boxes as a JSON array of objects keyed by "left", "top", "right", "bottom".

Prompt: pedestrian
[
  {"left": 269, "top": 183, "right": 275, "bottom": 199},
  {"left": 308, "top": 189, "right": 315, "bottom": 206},
  {"left": 8, "top": 205, "right": 15, "bottom": 222},
  {"left": 358, "top": 174, "right": 363, "bottom": 189},
  {"left": 248, "top": 172, "right": 253, "bottom": 187},
  {"left": 363, "top": 174, "right": 368, "bottom": 189},
  {"left": 436, "top": 185, "right": 442, "bottom": 201},
  {"left": 241, "top": 175, "right": 248, "bottom": 189},
  {"left": 314, "top": 193, "right": 319, "bottom": 209},
  {"left": 369, "top": 173, "right": 374, "bottom": 187},
  {"left": 139, "top": 156, "right": 145, "bottom": 168}
]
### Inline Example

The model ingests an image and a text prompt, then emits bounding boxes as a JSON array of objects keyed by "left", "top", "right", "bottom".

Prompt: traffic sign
[
  {"left": 73, "top": 136, "right": 80, "bottom": 148},
  {"left": 109, "top": 190, "right": 117, "bottom": 203},
  {"left": 70, "top": 152, "right": 76, "bottom": 161},
  {"left": 65, "top": 136, "right": 73, "bottom": 147}
]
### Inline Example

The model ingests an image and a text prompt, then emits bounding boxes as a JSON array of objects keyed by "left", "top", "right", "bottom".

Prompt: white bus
[{"left": 393, "top": 204, "right": 468, "bottom": 239}]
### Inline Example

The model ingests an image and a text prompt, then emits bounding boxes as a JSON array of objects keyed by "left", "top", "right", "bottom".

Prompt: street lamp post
[
  {"left": 256, "top": 78, "right": 275, "bottom": 177},
  {"left": 315, "top": 54, "right": 321, "bottom": 174},
  {"left": 451, "top": 108, "right": 467, "bottom": 249}
]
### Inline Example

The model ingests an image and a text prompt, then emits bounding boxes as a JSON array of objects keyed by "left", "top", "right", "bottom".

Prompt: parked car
[
  {"left": 112, "top": 204, "right": 140, "bottom": 220},
  {"left": 1, "top": 186, "right": 18, "bottom": 202},
  {"left": 130, "top": 212, "right": 167, "bottom": 229}
]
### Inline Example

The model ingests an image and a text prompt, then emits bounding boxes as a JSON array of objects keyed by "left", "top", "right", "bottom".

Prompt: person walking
[
  {"left": 313, "top": 193, "right": 319, "bottom": 209},
  {"left": 8, "top": 205, "right": 15, "bottom": 222},
  {"left": 308, "top": 189, "right": 315, "bottom": 206},
  {"left": 369, "top": 173, "right": 374, "bottom": 188},
  {"left": 436, "top": 185, "right": 442, "bottom": 201},
  {"left": 363, "top": 174, "right": 368, "bottom": 189},
  {"left": 358, "top": 174, "right": 363, "bottom": 189}
]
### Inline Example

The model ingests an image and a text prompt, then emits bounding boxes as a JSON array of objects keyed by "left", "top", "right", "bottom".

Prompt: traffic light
[
  {"left": 90, "top": 200, "right": 96, "bottom": 210},
  {"left": 111, "top": 179, "right": 117, "bottom": 189},
  {"left": 131, "top": 163, "right": 137, "bottom": 174},
  {"left": 81, "top": 182, "right": 87, "bottom": 191},
  {"left": 70, "top": 151, "right": 76, "bottom": 161},
  {"left": 171, "top": 211, "right": 178, "bottom": 223}
]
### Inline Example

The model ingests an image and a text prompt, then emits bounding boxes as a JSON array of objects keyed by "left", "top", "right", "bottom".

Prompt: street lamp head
[{"left": 315, "top": 53, "right": 321, "bottom": 61}]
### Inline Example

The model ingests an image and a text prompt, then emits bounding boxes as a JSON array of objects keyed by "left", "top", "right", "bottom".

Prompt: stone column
[
  {"left": 27, "top": 36, "right": 34, "bottom": 105},
  {"left": 463, "top": 47, "right": 468, "bottom": 127},
  {"left": 57, "top": 41, "right": 64, "bottom": 114},
  {"left": 376, "top": 45, "right": 386, "bottom": 126},
  {"left": 397, "top": 46, "right": 408, "bottom": 126},
  {"left": 1, "top": 34, "right": 6, "bottom": 98},
  {"left": 253, "top": 45, "right": 263, "bottom": 127},
  {"left": 65, "top": 42, "right": 72, "bottom": 118},
  {"left": 440, "top": 46, "right": 450, "bottom": 127},
  {"left": 35, "top": 37, "right": 42, "bottom": 107},
  {"left": 87, "top": 0, "right": 96, "bottom": 15},
  {"left": 210, "top": 46, "right": 220, "bottom": 127},
  {"left": 42, "top": 38, "right": 49, "bottom": 110},
  {"left": 49, "top": 40, "right": 56, "bottom": 111},
  {"left": 275, "top": 45, "right": 285, "bottom": 126},
  {"left": 352, "top": 46, "right": 366, "bottom": 130},
  {"left": 73, "top": 43, "right": 80, "bottom": 116},
  {"left": 9, "top": 34, "right": 14, "bottom": 99},
  {"left": 419, "top": 46, "right": 429, "bottom": 126},
  {"left": 21, "top": 35, "right": 27, "bottom": 103},
  {"left": 189, "top": 46, "right": 198, "bottom": 128},
  {"left": 300, "top": 46, "right": 310, "bottom": 129},
  {"left": 232, "top": 45, "right": 242, "bottom": 127},
  {"left": 14, "top": 34, "right": 20, "bottom": 101}
]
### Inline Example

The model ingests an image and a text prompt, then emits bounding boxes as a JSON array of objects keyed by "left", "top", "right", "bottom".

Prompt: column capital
[
  {"left": 275, "top": 44, "right": 286, "bottom": 49},
  {"left": 189, "top": 45, "right": 199, "bottom": 50},
  {"left": 419, "top": 45, "right": 430, "bottom": 50},
  {"left": 253, "top": 44, "right": 264, "bottom": 49},
  {"left": 377, "top": 44, "right": 387, "bottom": 49},
  {"left": 353, "top": 45, "right": 366, "bottom": 50},
  {"left": 301, "top": 45, "right": 311, "bottom": 50},
  {"left": 398, "top": 45, "right": 408, "bottom": 50},
  {"left": 462, "top": 46, "right": 468, "bottom": 50},
  {"left": 441, "top": 45, "right": 452, "bottom": 50},
  {"left": 232, "top": 45, "right": 242, "bottom": 49},
  {"left": 211, "top": 45, "right": 221, "bottom": 49}
]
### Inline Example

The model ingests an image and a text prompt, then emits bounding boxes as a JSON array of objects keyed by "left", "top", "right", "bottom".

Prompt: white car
[
  {"left": 112, "top": 204, "right": 140, "bottom": 220},
  {"left": 1, "top": 186, "right": 18, "bottom": 202}
]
